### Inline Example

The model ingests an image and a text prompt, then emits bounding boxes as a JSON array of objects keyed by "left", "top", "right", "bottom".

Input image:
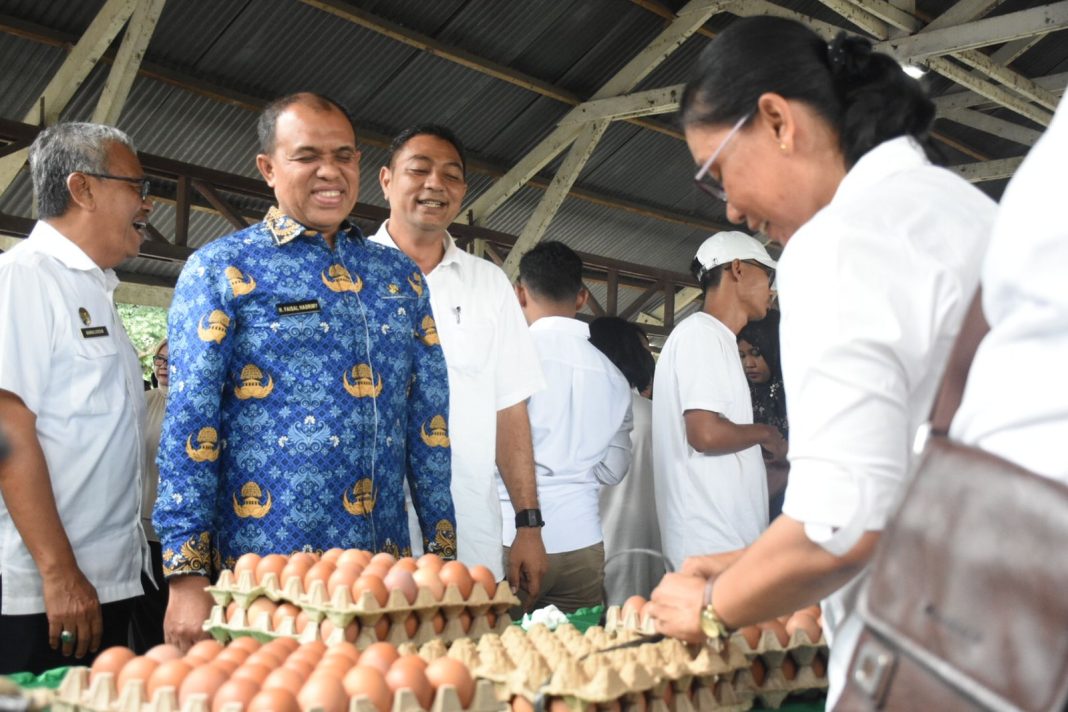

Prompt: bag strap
[{"left": 929, "top": 288, "right": 990, "bottom": 436}]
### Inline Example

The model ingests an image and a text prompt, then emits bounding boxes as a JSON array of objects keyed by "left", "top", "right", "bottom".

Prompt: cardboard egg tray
[
  {"left": 0, "top": 675, "right": 52, "bottom": 711},
  {"left": 203, "top": 601, "right": 513, "bottom": 649},
  {"left": 52, "top": 662, "right": 506, "bottom": 712},
  {"left": 730, "top": 660, "right": 828, "bottom": 710}
]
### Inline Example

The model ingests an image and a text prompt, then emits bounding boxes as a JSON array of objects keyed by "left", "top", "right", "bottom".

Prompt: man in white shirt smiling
[
  {"left": 652, "top": 232, "right": 786, "bottom": 570},
  {"left": 371, "top": 124, "right": 548, "bottom": 599},
  {"left": 0, "top": 122, "right": 151, "bottom": 673},
  {"left": 503, "top": 241, "right": 632, "bottom": 612}
]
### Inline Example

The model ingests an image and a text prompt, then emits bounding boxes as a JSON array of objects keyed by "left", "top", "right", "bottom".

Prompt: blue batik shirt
[{"left": 155, "top": 208, "right": 455, "bottom": 577}]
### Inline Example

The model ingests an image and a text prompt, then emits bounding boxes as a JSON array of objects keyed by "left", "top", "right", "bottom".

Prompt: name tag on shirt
[
  {"left": 80, "top": 326, "right": 109, "bottom": 338},
  {"left": 276, "top": 300, "right": 321, "bottom": 316}
]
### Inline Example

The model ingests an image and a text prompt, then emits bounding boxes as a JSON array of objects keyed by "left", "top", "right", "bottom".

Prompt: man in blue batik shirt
[{"left": 155, "top": 93, "right": 455, "bottom": 650}]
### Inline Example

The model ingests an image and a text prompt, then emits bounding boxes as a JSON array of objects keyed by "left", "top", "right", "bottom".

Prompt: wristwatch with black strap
[{"left": 514, "top": 508, "right": 545, "bottom": 528}]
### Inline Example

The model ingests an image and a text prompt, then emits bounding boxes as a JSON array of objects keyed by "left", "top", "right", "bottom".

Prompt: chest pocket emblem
[
  {"left": 78, "top": 307, "right": 91, "bottom": 325},
  {"left": 322, "top": 264, "right": 362, "bottom": 293},
  {"left": 233, "top": 481, "right": 272, "bottom": 518}
]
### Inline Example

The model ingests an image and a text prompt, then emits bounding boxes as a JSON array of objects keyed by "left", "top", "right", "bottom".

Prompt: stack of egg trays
[
  {"left": 449, "top": 624, "right": 752, "bottom": 712},
  {"left": 726, "top": 628, "right": 829, "bottom": 709},
  {"left": 203, "top": 569, "right": 519, "bottom": 648},
  {"left": 52, "top": 660, "right": 507, "bottom": 712}
]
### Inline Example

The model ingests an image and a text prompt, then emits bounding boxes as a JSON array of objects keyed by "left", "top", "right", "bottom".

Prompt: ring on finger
[{"left": 60, "top": 629, "right": 76, "bottom": 644}]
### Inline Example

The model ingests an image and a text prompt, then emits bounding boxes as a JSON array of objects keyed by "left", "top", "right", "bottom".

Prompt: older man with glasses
[
  {"left": 652, "top": 231, "right": 787, "bottom": 571},
  {"left": 0, "top": 122, "right": 152, "bottom": 673}
]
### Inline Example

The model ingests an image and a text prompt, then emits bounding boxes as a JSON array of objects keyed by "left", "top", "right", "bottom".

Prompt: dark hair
[
  {"left": 680, "top": 17, "right": 939, "bottom": 168},
  {"left": 257, "top": 92, "right": 356, "bottom": 154},
  {"left": 518, "top": 241, "right": 583, "bottom": 302},
  {"left": 737, "top": 309, "right": 782, "bottom": 379},
  {"left": 589, "top": 317, "right": 655, "bottom": 392},
  {"left": 388, "top": 124, "right": 466, "bottom": 176},
  {"left": 690, "top": 257, "right": 726, "bottom": 294}
]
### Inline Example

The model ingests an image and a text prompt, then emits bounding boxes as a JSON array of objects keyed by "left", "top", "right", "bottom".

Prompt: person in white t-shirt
[
  {"left": 371, "top": 125, "right": 548, "bottom": 600},
  {"left": 647, "top": 19, "right": 993, "bottom": 706},
  {"left": 0, "top": 122, "right": 152, "bottom": 673},
  {"left": 501, "top": 241, "right": 632, "bottom": 612},
  {"left": 652, "top": 232, "right": 785, "bottom": 571}
]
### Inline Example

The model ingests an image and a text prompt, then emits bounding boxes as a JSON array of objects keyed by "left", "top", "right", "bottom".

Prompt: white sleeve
[
  {"left": 674, "top": 323, "right": 735, "bottom": 416},
  {"left": 0, "top": 260, "right": 56, "bottom": 413},
  {"left": 593, "top": 400, "right": 634, "bottom": 485},
  {"left": 492, "top": 272, "right": 545, "bottom": 410}
]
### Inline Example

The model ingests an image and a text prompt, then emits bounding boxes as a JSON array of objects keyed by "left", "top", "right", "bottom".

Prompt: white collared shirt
[
  {"left": 775, "top": 137, "right": 995, "bottom": 703},
  {"left": 499, "top": 316, "right": 632, "bottom": 554},
  {"left": 652, "top": 311, "right": 768, "bottom": 568},
  {"left": 951, "top": 95, "right": 1068, "bottom": 481},
  {"left": 0, "top": 221, "right": 147, "bottom": 614},
  {"left": 370, "top": 223, "right": 544, "bottom": 577}
]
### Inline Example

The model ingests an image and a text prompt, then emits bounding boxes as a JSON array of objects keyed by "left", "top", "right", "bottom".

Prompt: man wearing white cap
[{"left": 652, "top": 231, "right": 786, "bottom": 570}]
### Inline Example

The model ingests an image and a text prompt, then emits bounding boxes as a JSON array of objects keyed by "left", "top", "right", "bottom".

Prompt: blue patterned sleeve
[
  {"left": 405, "top": 282, "right": 457, "bottom": 559},
  {"left": 154, "top": 247, "right": 235, "bottom": 577}
]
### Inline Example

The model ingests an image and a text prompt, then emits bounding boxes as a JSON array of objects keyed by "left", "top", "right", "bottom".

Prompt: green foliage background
[{"left": 117, "top": 303, "right": 168, "bottom": 379}]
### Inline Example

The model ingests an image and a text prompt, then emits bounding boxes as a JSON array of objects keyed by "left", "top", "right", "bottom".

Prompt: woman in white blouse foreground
[{"left": 647, "top": 17, "right": 995, "bottom": 704}]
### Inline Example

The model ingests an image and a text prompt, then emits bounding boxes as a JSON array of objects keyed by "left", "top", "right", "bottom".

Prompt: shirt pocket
[
  {"left": 69, "top": 336, "right": 122, "bottom": 415},
  {"left": 442, "top": 320, "right": 494, "bottom": 376}
]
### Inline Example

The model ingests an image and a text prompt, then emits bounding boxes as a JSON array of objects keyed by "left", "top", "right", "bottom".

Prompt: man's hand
[
  {"left": 647, "top": 572, "right": 707, "bottom": 644},
  {"left": 507, "top": 528, "right": 548, "bottom": 609},
  {"left": 42, "top": 565, "right": 101, "bottom": 659},
  {"left": 679, "top": 549, "right": 745, "bottom": 580},
  {"left": 163, "top": 575, "right": 212, "bottom": 651}
]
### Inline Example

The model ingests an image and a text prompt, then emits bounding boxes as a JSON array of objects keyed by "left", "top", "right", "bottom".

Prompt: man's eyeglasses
[
  {"left": 694, "top": 111, "right": 753, "bottom": 202},
  {"left": 81, "top": 172, "right": 151, "bottom": 201},
  {"left": 743, "top": 259, "right": 776, "bottom": 286},
  {"left": 152, "top": 356, "right": 168, "bottom": 367}
]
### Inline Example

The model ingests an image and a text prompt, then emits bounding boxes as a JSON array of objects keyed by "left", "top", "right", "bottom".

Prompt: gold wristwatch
[{"left": 699, "top": 578, "right": 730, "bottom": 640}]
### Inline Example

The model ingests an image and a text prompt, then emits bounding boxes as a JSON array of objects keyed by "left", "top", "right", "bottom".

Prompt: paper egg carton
[
  {"left": 52, "top": 664, "right": 505, "bottom": 712},
  {"left": 203, "top": 600, "right": 513, "bottom": 650},
  {"left": 730, "top": 660, "right": 828, "bottom": 710},
  {"left": 727, "top": 628, "right": 827, "bottom": 668}
]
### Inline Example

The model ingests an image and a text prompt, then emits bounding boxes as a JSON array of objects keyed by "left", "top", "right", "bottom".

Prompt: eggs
[
  {"left": 386, "top": 654, "right": 434, "bottom": 709},
  {"left": 146, "top": 659, "right": 192, "bottom": 698},
  {"left": 90, "top": 646, "right": 135, "bottom": 682},
  {"left": 439, "top": 561, "right": 474, "bottom": 598},
  {"left": 212, "top": 679, "right": 260, "bottom": 712},
  {"left": 383, "top": 567, "right": 418, "bottom": 604},
  {"left": 299, "top": 672, "right": 349, "bottom": 712},
  {"left": 426, "top": 656, "right": 475, "bottom": 707},
  {"left": 255, "top": 553, "right": 288, "bottom": 584},
  {"left": 343, "top": 665, "right": 392, "bottom": 712},
  {"left": 469, "top": 565, "right": 497, "bottom": 599},
  {"left": 178, "top": 663, "right": 228, "bottom": 706}
]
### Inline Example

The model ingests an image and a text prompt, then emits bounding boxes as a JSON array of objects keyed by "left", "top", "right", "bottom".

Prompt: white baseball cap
[{"left": 694, "top": 231, "right": 777, "bottom": 281}]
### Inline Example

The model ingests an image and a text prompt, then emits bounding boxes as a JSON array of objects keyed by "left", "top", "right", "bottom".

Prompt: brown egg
[
  {"left": 322, "top": 548, "right": 345, "bottom": 564},
  {"left": 812, "top": 652, "right": 828, "bottom": 678},
  {"left": 374, "top": 616, "right": 391, "bottom": 641},
  {"left": 386, "top": 656, "right": 434, "bottom": 709},
  {"left": 210, "top": 657, "right": 240, "bottom": 675},
  {"left": 282, "top": 657, "right": 315, "bottom": 679},
  {"left": 116, "top": 655, "right": 159, "bottom": 692},
  {"left": 412, "top": 567, "right": 445, "bottom": 600},
  {"left": 343, "top": 665, "right": 392, "bottom": 712},
  {"left": 186, "top": 639, "right": 224, "bottom": 662},
  {"left": 280, "top": 557, "right": 316, "bottom": 587},
  {"left": 416, "top": 553, "right": 444, "bottom": 572},
  {"left": 295, "top": 610, "right": 313, "bottom": 634},
  {"left": 233, "top": 552, "right": 261, "bottom": 576},
  {"left": 485, "top": 609, "right": 498, "bottom": 629},
  {"left": 317, "top": 655, "right": 355, "bottom": 679},
  {"left": 781, "top": 656, "right": 798, "bottom": 681},
  {"left": 178, "top": 663, "right": 229, "bottom": 707},
  {"left": 426, "top": 656, "right": 475, "bottom": 708},
  {"left": 337, "top": 549, "right": 370, "bottom": 569},
  {"left": 246, "top": 597, "right": 279, "bottom": 629},
  {"left": 299, "top": 672, "right": 349, "bottom": 712},
  {"left": 90, "top": 646, "right": 136, "bottom": 682},
  {"left": 458, "top": 609, "right": 472, "bottom": 632},
  {"left": 225, "top": 636, "right": 260, "bottom": 654},
  {"left": 255, "top": 553, "right": 288, "bottom": 584},
  {"left": 303, "top": 561, "right": 337, "bottom": 591},
  {"left": 750, "top": 659, "right": 766, "bottom": 687},
  {"left": 183, "top": 655, "right": 209, "bottom": 668},
  {"left": 757, "top": 619, "right": 790, "bottom": 647},
  {"left": 512, "top": 695, "right": 535, "bottom": 712},
  {"left": 737, "top": 625, "right": 761, "bottom": 649},
  {"left": 353, "top": 573, "right": 390, "bottom": 607},
  {"left": 383, "top": 568, "right": 418, "bottom": 604},
  {"left": 785, "top": 612, "right": 822, "bottom": 643},
  {"left": 468, "top": 565, "right": 497, "bottom": 598},
  {"left": 393, "top": 557, "right": 419, "bottom": 573},
  {"left": 370, "top": 552, "right": 397, "bottom": 568},
  {"left": 147, "top": 659, "right": 193, "bottom": 698},
  {"left": 328, "top": 564, "right": 362, "bottom": 597},
  {"left": 431, "top": 612, "right": 446, "bottom": 634},
  {"left": 262, "top": 666, "right": 304, "bottom": 695},
  {"left": 212, "top": 679, "right": 261, "bottom": 712},
  {"left": 225, "top": 601, "right": 241, "bottom": 625},
  {"left": 359, "top": 642, "right": 399, "bottom": 674},
  {"left": 245, "top": 649, "right": 283, "bottom": 670},
  {"left": 402, "top": 614, "right": 419, "bottom": 638},
  {"left": 232, "top": 662, "right": 273, "bottom": 686},
  {"left": 439, "top": 561, "right": 474, "bottom": 599},
  {"left": 621, "top": 595, "right": 646, "bottom": 621},
  {"left": 326, "top": 641, "right": 361, "bottom": 664},
  {"left": 273, "top": 602, "right": 302, "bottom": 630},
  {"left": 247, "top": 688, "right": 301, "bottom": 712},
  {"left": 215, "top": 646, "right": 251, "bottom": 668},
  {"left": 145, "top": 643, "right": 184, "bottom": 663}
]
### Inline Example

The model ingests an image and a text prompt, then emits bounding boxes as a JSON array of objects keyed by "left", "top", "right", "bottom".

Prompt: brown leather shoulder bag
[{"left": 836, "top": 292, "right": 1068, "bottom": 712}]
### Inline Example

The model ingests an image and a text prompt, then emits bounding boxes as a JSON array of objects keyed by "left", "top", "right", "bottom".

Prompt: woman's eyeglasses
[{"left": 694, "top": 111, "right": 753, "bottom": 201}]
